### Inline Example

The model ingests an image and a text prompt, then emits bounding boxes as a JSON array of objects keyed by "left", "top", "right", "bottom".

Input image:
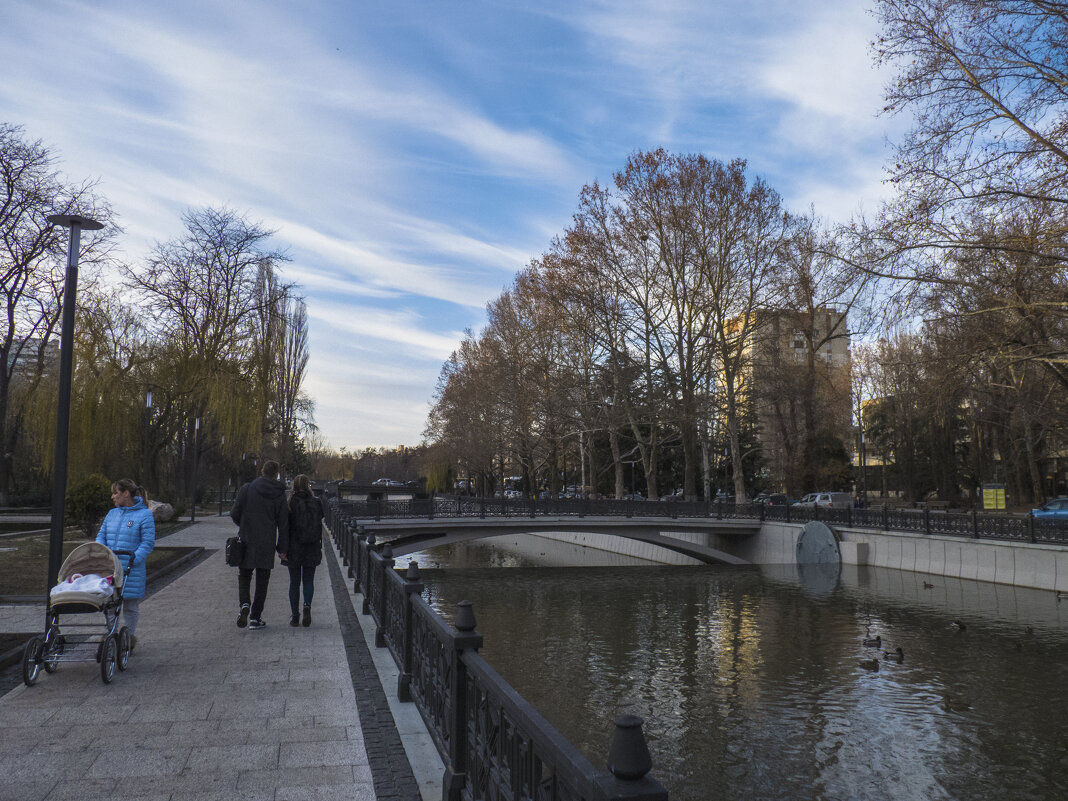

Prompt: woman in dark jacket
[{"left": 284, "top": 474, "right": 324, "bottom": 627}]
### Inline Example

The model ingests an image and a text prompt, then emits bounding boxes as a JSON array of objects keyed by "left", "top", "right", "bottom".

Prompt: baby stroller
[{"left": 22, "top": 542, "right": 136, "bottom": 686}]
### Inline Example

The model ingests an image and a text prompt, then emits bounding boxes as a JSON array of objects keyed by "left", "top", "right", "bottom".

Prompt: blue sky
[{"left": 1, "top": 0, "right": 901, "bottom": 450}]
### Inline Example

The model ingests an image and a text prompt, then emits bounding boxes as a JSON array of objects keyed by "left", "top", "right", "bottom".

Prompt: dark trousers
[
  {"left": 288, "top": 564, "right": 316, "bottom": 614},
  {"left": 238, "top": 568, "right": 271, "bottom": 620}
]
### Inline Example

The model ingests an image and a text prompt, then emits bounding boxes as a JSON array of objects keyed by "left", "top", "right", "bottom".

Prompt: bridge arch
[{"left": 358, "top": 517, "right": 755, "bottom": 565}]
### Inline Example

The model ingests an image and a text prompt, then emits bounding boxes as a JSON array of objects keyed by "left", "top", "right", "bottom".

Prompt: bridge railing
[
  {"left": 331, "top": 496, "right": 1068, "bottom": 546},
  {"left": 323, "top": 501, "right": 668, "bottom": 801}
]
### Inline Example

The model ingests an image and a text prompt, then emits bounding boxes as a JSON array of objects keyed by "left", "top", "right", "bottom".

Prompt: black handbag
[{"left": 225, "top": 536, "right": 245, "bottom": 566}]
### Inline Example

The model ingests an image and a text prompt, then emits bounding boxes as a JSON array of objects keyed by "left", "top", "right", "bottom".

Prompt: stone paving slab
[{"left": 0, "top": 517, "right": 383, "bottom": 801}]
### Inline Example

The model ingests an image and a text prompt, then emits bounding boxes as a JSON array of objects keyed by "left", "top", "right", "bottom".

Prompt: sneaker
[
  {"left": 289, "top": 613, "right": 300, "bottom": 627},
  {"left": 237, "top": 604, "right": 250, "bottom": 628},
  {"left": 248, "top": 619, "right": 266, "bottom": 630},
  {"left": 302, "top": 604, "right": 312, "bottom": 627}
]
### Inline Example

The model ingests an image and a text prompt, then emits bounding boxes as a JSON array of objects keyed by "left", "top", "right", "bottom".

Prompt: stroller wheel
[
  {"left": 22, "top": 636, "right": 44, "bottom": 686},
  {"left": 100, "top": 635, "right": 117, "bottom": 684},
  {"left": 117, "top": 627, "right": 132, "bottom": 671},
  {"left": 44, "top": 635, "right": 65, "bottom": 674}
]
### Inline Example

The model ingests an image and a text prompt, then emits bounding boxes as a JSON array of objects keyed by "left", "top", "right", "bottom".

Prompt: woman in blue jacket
[{"left": 96, "top": 478, "right": 156, "bottom": 651}]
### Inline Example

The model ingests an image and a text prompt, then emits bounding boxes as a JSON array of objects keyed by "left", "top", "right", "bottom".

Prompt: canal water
[{"left": 408, "top": 535, "right": 1068, "bottom": 801}]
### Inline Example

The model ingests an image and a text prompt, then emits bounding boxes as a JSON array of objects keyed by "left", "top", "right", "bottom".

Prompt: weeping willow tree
[
  {"left": 22, "top": 205, "right": 315, "bottom": 503},
  {"left": 115, "top": 206, "right": 308, "bottom": 499}
]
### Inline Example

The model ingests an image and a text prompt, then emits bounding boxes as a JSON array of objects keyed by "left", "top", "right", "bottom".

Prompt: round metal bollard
[
  {"left": 607, "top": 714, "right": 653, "bottom": 781},
  {"left": 455, "top": 600, "right": 476, "bottom": 632}
]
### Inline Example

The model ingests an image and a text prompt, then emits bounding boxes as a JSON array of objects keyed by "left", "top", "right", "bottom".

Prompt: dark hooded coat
[
  {"left": 230, "top": 476, "right": 290, "bottom": 570},
  {"left": 285, "top": 490, "right": 324, "bottom": 567}
]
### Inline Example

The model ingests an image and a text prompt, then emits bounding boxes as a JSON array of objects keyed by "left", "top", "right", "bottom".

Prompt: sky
[{"left": 1, "top": 0, "right": 903, "bottom": 451}]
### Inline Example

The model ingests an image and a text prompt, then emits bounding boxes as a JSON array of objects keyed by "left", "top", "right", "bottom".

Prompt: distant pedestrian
[
  {"left": 96, "top": 479, "right": 155, "bottom": 651},
  {"left": 230, "top": 460, "right": 289, "bottom": 630},
  {"left": 283, "top": 474, "right": 324, "bottom": 627}
]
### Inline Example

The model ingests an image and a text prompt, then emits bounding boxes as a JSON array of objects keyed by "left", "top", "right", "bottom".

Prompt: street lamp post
[
  {"left": 143, "top": 390, "right": 153, "bottom": 488},
  {"left": 44, "top": 214, "right": 103, "bottom": 621},
  {"left": 190, "top": 417, "right": 200, "bottom": 523}
]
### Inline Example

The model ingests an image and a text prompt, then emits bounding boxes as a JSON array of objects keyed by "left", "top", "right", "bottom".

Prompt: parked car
[
  {"left": 792, "top": 492, "right": 853, "bottom": 509},
  {"left": 1031, "top": 498, "right": 1068, "bottom": 520},
  {"left": 622, "top": 493, "right": 645, "bottom": 501},
  {"left": 372, "top": 477, "right": 392, "bottom": 486},
  {"left": 754, "top": 493, "right": 788, "bottom": 506},
  {"left": 504, "top": 489, "right": 522, "bottom": 499}
]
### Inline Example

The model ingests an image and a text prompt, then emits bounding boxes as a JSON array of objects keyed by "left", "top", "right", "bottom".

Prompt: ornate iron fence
[
  {"left": 323, "top": 501, "right": 668, "bottom": 801},
  {"left": 331, "top": 495, "right": 1068, "bottom": 546}
]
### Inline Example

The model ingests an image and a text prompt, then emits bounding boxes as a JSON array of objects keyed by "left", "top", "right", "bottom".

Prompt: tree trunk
[{"left": 610, "top": 427, "right": 624, "bottom": 499}]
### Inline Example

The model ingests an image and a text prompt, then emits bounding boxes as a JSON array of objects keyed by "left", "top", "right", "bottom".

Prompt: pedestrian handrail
[
  {"left": 332, "top": 496, "right": 1068, "bottom": 546},
  {"left": 324, "top": 501, "right": 668, "bottom": 801}
]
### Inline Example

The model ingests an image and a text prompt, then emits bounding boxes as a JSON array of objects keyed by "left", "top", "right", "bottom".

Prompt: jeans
[
  {"left": 238, "top": 568, "right": 271, "bottom": 620},
  {"left": 287, "top": 564, "right": 316, "bottom": 614},
  {"left": 122, "top": 597, "right": 141, "bottom": 634}
]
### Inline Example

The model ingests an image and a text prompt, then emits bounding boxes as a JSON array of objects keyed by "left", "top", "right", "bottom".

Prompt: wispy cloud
[
  {"left": 310, "top": 303, "right": 464, "bottom": 361},
  {"left": 1, "top": 0, "right": 896, "bottom": 448}
]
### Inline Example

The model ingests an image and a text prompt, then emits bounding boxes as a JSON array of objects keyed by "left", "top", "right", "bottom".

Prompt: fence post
[
  {"left": 375, "top": 543, "right": 395, "bottom": 648},
  {"left": 1028, "top": 512, "right": 1036, "bottom": 544},
  {"left": 398, "top": 561, "right": 423, "bottom": 702},
  {"left": 972, "top": 508, "right": 980, "bottom": 539},
  {"left": 882, "top": 505, "right": 889, "bottom": 530},
  {"left": 924, "top": 507, "right": 930, "bottom": 536},
  {"left": 362, "top": 533, "right": 376, "bottom": 615},
  {"left": 354, "top": 526, "right": 367, "bottom": 594},
  {"left": 347, "top": 522, "right": 357, "bottom": 577},
  {"left": 443, "top": 601, "right": 483, "bottom": 801}
]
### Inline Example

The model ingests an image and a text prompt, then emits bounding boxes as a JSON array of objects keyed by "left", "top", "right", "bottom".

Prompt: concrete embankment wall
[{"left": 528, "top": 523, "right": 1068, "bottom": 593}]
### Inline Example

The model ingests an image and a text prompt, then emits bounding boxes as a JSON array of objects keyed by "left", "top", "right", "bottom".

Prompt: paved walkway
[{"left": 0, "top": 517, "right": 436, "bottom": 801}]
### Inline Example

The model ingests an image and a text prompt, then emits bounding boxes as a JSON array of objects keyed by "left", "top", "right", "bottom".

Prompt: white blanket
[{"left": 51, "top": 573, "right": 113, "bottom": 599}]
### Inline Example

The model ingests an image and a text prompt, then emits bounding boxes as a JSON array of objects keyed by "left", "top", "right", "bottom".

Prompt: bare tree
[
  {"left": 693, "top": 158, "right": 790, "bottom": 502},
  {"left": 866, "top": 0, "right": 1068, "bottom": 386},
  {"left": 0, "top": 123, "right": 115, "bottom": 503},
  {"left": 274, "top": 292, "right": 313, "bottom": 472},
  {"left": 758, "top": 213, "right": 874, "bottom": 494}
]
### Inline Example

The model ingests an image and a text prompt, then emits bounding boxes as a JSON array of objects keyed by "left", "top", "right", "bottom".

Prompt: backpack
[{"left": 290, "top": 493, "right": 323, "bottom": 545}]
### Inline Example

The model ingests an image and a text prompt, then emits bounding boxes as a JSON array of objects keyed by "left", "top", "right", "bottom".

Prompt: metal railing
[
  {"left": 332, "top": 495, "right": 1068, "bottom": 546},
  {"left": 325, "top": 501, "right": 668, "bottom": 801}
]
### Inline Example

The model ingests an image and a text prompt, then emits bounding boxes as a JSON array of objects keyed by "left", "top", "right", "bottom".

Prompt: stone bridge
[{"left": 350, "top": 515, "right": 758, "bottom": 565}]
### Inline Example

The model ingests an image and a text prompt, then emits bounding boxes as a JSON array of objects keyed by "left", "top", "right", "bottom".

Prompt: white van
[{"left": 792, "top": 492, "right": 853, "bottom": 509}]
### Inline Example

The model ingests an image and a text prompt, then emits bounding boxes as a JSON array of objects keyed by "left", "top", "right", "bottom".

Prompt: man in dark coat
[{"left": 230, "top": 460, "right": 289, "bottom": 629}]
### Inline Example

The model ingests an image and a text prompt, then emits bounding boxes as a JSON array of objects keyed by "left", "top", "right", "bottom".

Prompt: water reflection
[{"left": 409, "top": 537, "right": 1068, "bottom": 801}]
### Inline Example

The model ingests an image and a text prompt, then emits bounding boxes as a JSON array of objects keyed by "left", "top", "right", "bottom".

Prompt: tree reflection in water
[{"left": 411, "top": 537, "right": 1068, "bottom": 801}]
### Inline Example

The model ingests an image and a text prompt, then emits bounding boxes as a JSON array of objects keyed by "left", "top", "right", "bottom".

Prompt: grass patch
[{"left": 0, "top": 523, "right": 191, "bottom": 597}]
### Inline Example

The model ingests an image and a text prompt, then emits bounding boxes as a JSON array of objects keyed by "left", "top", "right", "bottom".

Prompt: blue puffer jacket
[{"left": 96, "top": 498, "right": 156, "bottom": 599}]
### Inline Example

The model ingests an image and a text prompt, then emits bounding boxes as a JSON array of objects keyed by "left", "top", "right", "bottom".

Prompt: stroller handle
[{"left": 111, "top": 549, "right": 138, "bottom": 577}]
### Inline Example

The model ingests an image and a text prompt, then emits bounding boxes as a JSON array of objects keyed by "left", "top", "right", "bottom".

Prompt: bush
[{"left": 66, "top": 473, "right": 113, "bottom": 538}]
